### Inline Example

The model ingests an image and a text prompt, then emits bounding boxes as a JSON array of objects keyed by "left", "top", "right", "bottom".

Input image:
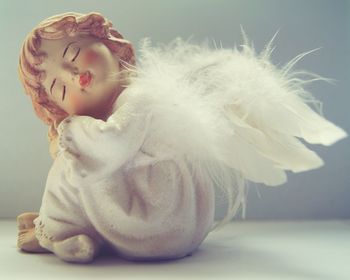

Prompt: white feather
[{"left": 115, "top": 31, "right": 347, "bottom": 230}]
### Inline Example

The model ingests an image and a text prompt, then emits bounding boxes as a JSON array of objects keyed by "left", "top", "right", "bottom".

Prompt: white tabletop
[{"left": 1, "top": 219, "right": 349, "bottom": 280}]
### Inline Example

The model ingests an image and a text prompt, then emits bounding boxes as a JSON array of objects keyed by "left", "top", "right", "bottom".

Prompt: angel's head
[
  {"left": 18, "top": 12, "right": 135, "bottom": 158},
  {"left": 18, "top": 12, "right": 135, "bottom": 127}
]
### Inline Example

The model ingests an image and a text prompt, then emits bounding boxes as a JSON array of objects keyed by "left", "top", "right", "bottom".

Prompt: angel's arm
[{"left": 55, "top": 99, "right": 152, "bottom": 184}]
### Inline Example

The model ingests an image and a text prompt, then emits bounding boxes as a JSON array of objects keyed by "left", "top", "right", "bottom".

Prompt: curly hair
[{"left": 18, "top": 12, "right": 136, "bottom": 159}]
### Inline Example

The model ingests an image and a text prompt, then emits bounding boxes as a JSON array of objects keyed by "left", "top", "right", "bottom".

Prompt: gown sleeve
[{"left": 55, "top": 99, "right": 152, "bottom": 187}]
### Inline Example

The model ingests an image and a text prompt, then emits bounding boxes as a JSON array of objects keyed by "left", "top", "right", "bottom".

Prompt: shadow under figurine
[{"left": 17, "top": 12, "right": 347, "bottom": 263}]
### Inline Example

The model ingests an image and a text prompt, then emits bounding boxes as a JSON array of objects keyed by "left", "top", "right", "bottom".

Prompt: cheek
[{"left": 82, "top": 49, "right": 99, "bottom": 66}]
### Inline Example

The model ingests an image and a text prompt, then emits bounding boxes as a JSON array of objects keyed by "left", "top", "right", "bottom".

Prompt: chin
[{"left": 81, "top": 104, "right": 110, "bottom": 120}]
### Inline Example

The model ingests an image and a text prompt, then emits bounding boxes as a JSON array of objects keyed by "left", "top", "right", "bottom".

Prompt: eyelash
[
  {"left": 71, "top": 48, "right": 81, "bottom": 62},
  {"left": 50, "top": 78, "right": 56, "bottom": 95},
  {"left": 62, "top": 85, "right": 66, "bottom": 101}
]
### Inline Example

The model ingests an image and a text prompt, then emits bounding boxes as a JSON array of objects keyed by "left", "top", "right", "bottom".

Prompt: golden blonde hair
[{"left": 18, "top": 12, "right": 136, "bottom": 159}]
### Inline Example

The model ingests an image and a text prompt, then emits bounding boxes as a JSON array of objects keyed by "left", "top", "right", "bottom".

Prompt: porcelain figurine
[{"left": 17, "top": 12, "right": 347, "bottom": 263}]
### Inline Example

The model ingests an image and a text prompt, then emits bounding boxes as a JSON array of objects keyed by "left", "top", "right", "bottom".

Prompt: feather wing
[
  {"left": 118, "top": 32, "right": 347, "bottom": 227},
  {"left": 123, "top": 34, "right": 347, "bottom": 181}
]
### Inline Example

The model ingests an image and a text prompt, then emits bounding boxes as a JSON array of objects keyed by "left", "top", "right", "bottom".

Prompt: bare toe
[{"left": 17, "top": 228, "right": 49, "bottom": 253}]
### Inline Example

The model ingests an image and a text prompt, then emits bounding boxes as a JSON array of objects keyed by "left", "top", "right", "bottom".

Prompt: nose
[{"left": 79, "top": 71, "right": 92, "bottom": 88}]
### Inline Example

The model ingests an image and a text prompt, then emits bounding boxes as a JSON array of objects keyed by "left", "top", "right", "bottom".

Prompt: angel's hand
[
  {"left": 57, "top": 115, "right": 116, "bottom": 160},
  {"left": 56, "top": 109, "right": 152, "bottom": 183}
]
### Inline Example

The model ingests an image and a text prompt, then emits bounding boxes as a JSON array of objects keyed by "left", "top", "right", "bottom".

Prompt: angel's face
[{"left": 38, "top": 34, "right": 122, "bottom": 117}]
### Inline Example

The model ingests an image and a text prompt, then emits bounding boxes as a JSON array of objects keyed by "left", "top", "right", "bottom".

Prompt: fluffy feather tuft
[{"left": 120, "top": 30, "right": 347, "bottom": 230}]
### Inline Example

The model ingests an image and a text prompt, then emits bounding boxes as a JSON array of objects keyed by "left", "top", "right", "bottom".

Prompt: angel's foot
[
  {"left": 17, "top": 227, "right": 49, "bottom": 253},
  {"left": 52, "top": 234, "right": 98, "bottom": 263},
  {"left": 17, "top": 212, "right": 49, "bottom": 253},
  {"left": 17, "top": 212, "right": 38, "bottom": 230}
]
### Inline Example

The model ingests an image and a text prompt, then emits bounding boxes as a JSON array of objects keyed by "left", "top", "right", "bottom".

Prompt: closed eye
[
  {"left": 71, "top": 48, "right": 81, "bottom": 62},
  {"left": 62, "top": 85, "right": 66, "bottom": 101},
  {"left": 50, "top": 78, "right": 56, "bottom": 94}
]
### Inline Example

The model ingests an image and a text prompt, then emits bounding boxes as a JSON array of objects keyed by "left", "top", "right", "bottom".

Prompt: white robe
[{"left": 33, "top": 92, "right": 216, "bottom": 260}]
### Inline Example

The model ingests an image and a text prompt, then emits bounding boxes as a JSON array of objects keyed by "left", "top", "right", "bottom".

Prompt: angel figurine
[{"left": 17, "top": 12, "right": 347, "bottom": 263}]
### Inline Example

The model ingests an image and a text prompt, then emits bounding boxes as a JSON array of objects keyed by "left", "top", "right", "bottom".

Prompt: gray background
[{"left": 0, "top": 0, "right": 348, "bottom": 219}]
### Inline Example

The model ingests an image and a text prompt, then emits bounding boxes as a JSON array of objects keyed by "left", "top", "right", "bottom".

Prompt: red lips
[{"left": 79, "top": 71, "right": 92, "bottom": 87}]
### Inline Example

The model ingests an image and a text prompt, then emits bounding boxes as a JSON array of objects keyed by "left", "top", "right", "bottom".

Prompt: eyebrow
[
  {"left": 50, "top": 78, "right": 56, "bottom": 94},
  {"left": 62, "top": 41, "right": 77, "bottom": 58}
]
